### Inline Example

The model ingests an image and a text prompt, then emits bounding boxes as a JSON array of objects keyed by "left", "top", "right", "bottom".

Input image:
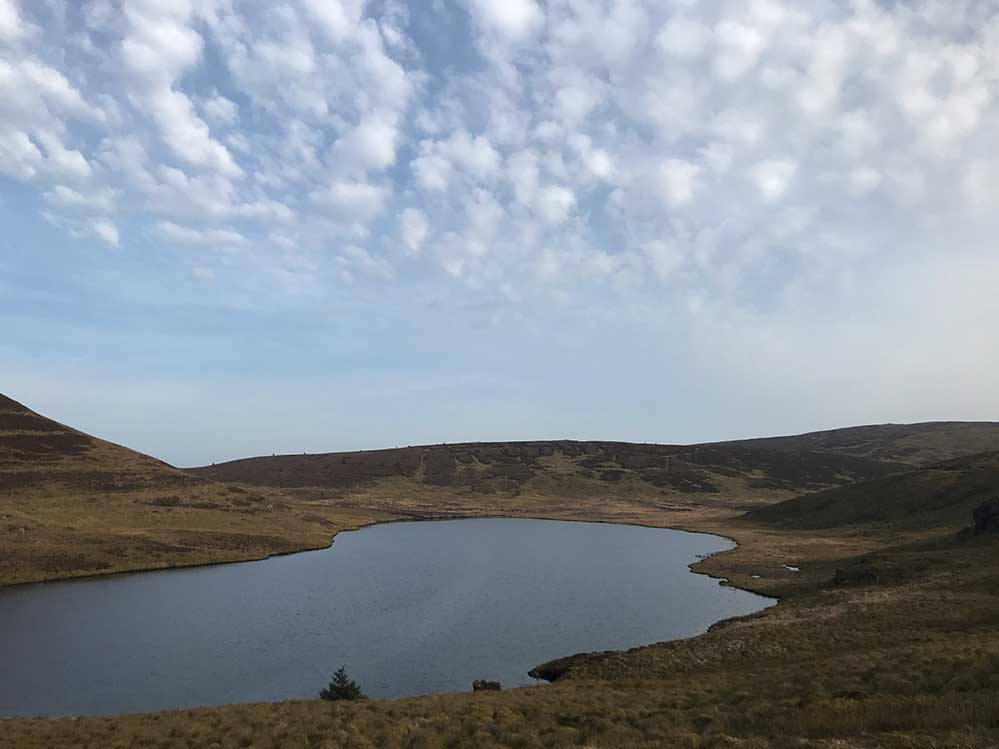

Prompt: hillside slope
[
  {"left": 745, "top": 450, "right": 999, "bottom": 530},
  {"left": 724, "top": 421, "right": 999, "bottom": 467},
  {"left": 0, "top": 393, "right": 205, "bottom": 494},
  {"left": 187, "top": 439, "right": 905, "bottom": 503},
  {"left": 0, "top": 394, "right": 382, "bottom": 585}
]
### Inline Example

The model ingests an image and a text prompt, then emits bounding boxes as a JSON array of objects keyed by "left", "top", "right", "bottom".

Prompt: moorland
[{"left": 2, "top": 391, "right": 998, "bottom": 747}]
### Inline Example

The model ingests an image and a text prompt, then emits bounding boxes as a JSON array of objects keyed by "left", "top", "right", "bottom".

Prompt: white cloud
[
  {"left": 332, "top": 111, "right": 399, "bottom": 172},
  {"left": 298, "top": 0, "right": 364, "bottom": 43},
  {"left": 155, "top": 221, "right": 246, "bottom": 248},
  {"left": 311, "top": 179, "right": 389, "bottom": 223},
  {"left": 412, "top": 150, "right": 451, "bottom": 191},
  {"left": 507, "top": 149, "right": 539, "bottom": 203},
  {"left": 1, "top": 0, "right": 997, "bottom": 373},
  {"left": 699, "top": 142, "right": 733, "bottom": 174},
  {"left": 399, "top": 208, "right": 428, "bottom": 255},
  {"left": 201, "top": 94, "right": 239, "bottom": 127},
  {"left": 117, "top": 3, "right": 241, "bottom": 179},
  {"left": 43, "top": 184, "right": 116, "bottom": 211},
  {"left": 337, "top": 244, "right": 393, "bottom": 280},
  {"left": 535, "top": 185, "right": 575, "bottom": 224},
  {"left": 656, "top": 17, "right": 709, "bottom": 59},
  {"left": 963, "top": 161, "right": 998, "bottom": 211},
  {"left": 714, "top": 19, "right": 767, "bottom": 80},
  {"left": 643, "top": 240, "right": 685, "bottom": 282},
  {"left": 144, "top": 89, "right": 242, "bottom": 177},
  {"left": 711, "top": 109, "right": 764, "bottom": 145},
  {"left": 0, "top": 0, "right": 31, "bottom": 43},
  {"left": 555, "top": 84, "right": 600, "bottom": 125},
  {"left": 92, "top": 219, "right": 120, "bottom": 247},
  {"left": 849, "top": 165, "right": 882, "bottom": 195},
  {"left": 411, "top": 131, "right": 501, "bottom": 192},
  {"left": 468, "top": 0, "right": 543, "bottom": 40},
  {"left": 749, "top": 159, "right": 798, "bottom": 202},
  {"left": 33, "top": 131, "right": 91, "bottom": 179},
  {"left": 0, "top": 130, "right": 42, "bottom": 178},
  {"left": 658, "top": 159, "right": 701, "bottom": 206}
]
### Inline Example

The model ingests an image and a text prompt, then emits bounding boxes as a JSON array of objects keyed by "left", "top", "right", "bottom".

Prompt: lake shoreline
[{"left": 0, "top": 514, "right": 775, "bottom": 719}]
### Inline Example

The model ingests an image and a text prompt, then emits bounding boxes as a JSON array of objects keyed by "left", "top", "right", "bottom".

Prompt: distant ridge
[
  {"left": 186, "top": 421, "right": 999, "bottom": 496},
  {"left": 722, "top": 421, "right": 999, "bottom": 467},
  {"left": 188, "top": 438, "right": 902, "bottom": 498}
]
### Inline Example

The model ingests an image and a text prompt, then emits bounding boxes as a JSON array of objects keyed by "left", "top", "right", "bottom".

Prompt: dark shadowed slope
[
  {"left": 746, "top": 450, "right": 999, "bottom": 530},
  {"left": 723, "top": 421, "right": 999, "bottom": 467},
  {"left": 187, "top": 439, "right": 905, "bottom": 500}
]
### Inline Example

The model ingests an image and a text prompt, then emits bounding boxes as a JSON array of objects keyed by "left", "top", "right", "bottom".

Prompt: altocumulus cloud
[{"left": 1, "top": 0, "right": 998, "bottom": 463}]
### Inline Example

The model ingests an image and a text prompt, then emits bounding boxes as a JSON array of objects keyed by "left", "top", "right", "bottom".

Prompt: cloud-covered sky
[{"left": 2, "top": 0, "right": 998, "bottom": 466}]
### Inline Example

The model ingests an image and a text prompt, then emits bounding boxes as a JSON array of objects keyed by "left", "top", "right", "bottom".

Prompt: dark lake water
[{"left": 0, "top": 518, "right": 774, "bottom": 717}]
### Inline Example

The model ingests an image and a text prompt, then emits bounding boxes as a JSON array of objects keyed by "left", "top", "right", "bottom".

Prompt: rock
[
  {"left": 831, "top": 558, "right": 879, "bottom": 586},
  {"left": 472, "top": 680, "right": 502, "bottom": 692},
  {"left": 972, "top": 499, "right": 999, "bottom": 534}
]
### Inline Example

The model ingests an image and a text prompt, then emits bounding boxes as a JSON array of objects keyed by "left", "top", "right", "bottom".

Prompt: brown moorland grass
[{"left": 3, "top": 393, "right": 999, "bottom": 746}]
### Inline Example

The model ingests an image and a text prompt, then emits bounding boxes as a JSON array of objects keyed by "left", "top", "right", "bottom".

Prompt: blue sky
[{"left": 2, "top": 0, "right": 998, "bottom": 466}]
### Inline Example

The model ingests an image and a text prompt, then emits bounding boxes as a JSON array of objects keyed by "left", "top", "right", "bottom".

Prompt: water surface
[{"left": 0, "top": 518, "right": 773, "bottom": 717}]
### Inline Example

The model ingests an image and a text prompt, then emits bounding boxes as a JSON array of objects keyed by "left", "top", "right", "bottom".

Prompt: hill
[
  {"left": 724, "top": 421, "right": 999, "bottom": 467},
  {"left": 187, "top": 439, "right": 905, "bottom": 502},
  {"left": 0, "top": 393, "right": 204, "bottom": 495},
  {"left": 0, "top": 394, "right": 386, "bottom": 585},
  {"left": 745, "top": 450, "right": 999, "bottom": 531}
]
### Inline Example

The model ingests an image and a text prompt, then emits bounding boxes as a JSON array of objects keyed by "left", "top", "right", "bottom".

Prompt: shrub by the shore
[{"left": 320, "top": 666, "right": 365, "bottom": 701}]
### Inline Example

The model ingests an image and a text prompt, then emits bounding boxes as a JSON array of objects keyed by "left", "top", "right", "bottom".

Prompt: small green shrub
[{"left": 320, "top": 666, "right": 366, "bottom": 701}]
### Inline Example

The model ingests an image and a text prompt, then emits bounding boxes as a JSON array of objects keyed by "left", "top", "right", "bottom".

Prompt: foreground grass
[
  {"left": 9, "top": 681, "right": 998, "bottom": 749},
  {"left": 5, "top": 517, "right": 997, "bottom": 748}
]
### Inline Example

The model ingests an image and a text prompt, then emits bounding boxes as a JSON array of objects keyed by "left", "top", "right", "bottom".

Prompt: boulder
[
  {"left": 972, "top": 499, "right": 999, "bottom": 534},
  {"left": 831, "top": 565, "right": 879, "bottom": 586},
  {"left": 472, "top": 680, "right": 502, "bottom": 692}
]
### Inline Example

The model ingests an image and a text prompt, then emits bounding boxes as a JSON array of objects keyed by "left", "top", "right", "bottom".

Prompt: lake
[{"left": 0, "top": 518, "right": 774, "bottom": 717}]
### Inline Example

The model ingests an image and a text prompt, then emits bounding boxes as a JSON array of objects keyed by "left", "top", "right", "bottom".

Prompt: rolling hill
[
  {"left": 186, "top": 439, "right": 907, "bottom": 501},
  {"left": 745, "top": 449, "right": 999, "bottom": 531},
  {"left": 724, "top": 421, "right": 999, "bottom": 467}
]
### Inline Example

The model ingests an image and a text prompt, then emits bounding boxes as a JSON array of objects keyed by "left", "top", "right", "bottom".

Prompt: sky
[{"left": 1, "top": 0, "right": 998, "bottom": 467}]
